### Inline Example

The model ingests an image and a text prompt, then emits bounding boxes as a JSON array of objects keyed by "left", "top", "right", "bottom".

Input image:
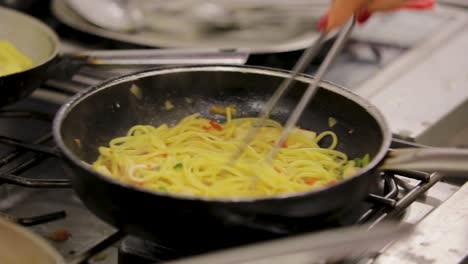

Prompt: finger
[{"left": 326, "top": 0, "right": 368, "bottom": 31}]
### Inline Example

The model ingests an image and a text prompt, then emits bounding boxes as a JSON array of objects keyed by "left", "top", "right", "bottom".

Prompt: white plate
[{"left": 51, "top": 0, "right": 328, "bottom": 54}]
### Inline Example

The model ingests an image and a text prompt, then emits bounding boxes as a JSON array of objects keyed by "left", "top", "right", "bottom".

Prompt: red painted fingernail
[
  {"left": 401, "top": 0, "right": 435, "bottom": 10},
  {"left": 317, "top": 14, "right": 328, "bottom": 32},
  {"left": 357, "top": 9, "right": 372, "bottom": 24}
]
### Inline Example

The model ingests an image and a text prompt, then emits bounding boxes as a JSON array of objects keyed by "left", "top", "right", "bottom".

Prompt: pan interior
[
  {"left": 59, "top": 67, "right": 386, "bottom": 181},
  {"left": 0, "top": 6, "right": 58, "bottom": 67}
]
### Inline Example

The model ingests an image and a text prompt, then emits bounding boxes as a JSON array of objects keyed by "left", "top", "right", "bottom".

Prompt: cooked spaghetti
[{"left": 92, "top": 112, "right": 368, "bottom": 198}]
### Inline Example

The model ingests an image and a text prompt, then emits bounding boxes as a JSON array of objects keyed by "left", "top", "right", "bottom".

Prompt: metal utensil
[
  {"left": 231, "top": 18, "right": 355, "bottom": 163},
  {"left": 268, "top": 18, "right": 355, "bottom": 160},
  {"left": 69, "top": 48, "right": 250, "bottom": 66},
  {"left": 163, "top": 222, "right": 414, "bottom": 264}
]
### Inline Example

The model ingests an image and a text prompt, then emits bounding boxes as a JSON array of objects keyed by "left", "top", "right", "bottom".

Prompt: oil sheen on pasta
[{"left": 92, "top": 111, "right": 368, "bottom": 198}]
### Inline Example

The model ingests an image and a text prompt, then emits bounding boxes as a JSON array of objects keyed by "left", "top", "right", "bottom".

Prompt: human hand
[{"left": 318, "top": 0, "right": 435, "bottom": 32}]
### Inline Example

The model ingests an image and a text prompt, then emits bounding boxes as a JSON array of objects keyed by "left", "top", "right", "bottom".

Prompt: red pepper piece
[
  {"left": 209, "top": 120, "right": 223, "bottom": 131},
  {"left": 47, "top": 230, "right": 72, "bottom": 242},
  {"left": 274, "top": 167, "right": 282, "bottom": 173},
  {"left": 305, "top": 178, "right": 317, "bottom": 185}
]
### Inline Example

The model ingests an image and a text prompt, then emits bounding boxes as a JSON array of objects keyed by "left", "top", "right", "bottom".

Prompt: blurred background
[
  {"left": 1, "top": 1, "right": 468, "bottom": 264},
  {"left": 1, "top": 0, "right": 468, "bottom": 147}
]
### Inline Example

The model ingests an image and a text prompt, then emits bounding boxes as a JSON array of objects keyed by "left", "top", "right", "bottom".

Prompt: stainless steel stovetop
[{"left": 1, "top": 2, "right": 467, "bottom": 264}]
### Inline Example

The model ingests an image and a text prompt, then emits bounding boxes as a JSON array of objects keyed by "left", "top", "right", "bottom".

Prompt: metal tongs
[{"left": 231, "top": 17, "right": 356, "bottom": 162}]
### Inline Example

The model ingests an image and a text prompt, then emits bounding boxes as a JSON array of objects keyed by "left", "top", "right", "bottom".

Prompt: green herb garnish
[
  {"left": 354, "top": 154, "right": 370, "bottom": 168},
  {"left": 174, "top": 162, "right": 183, "bottom": 169},
  {"left": 361, "top": 154, "right": 370, "bottom": 167}
]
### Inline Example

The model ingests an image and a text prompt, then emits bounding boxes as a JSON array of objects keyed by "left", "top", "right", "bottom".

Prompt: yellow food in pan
[
  {"left": 0, "top": 40, "right": 33, "bottom": 77},
  {"left": 93, "top": 111, "right": 369, "bottom": 198}
]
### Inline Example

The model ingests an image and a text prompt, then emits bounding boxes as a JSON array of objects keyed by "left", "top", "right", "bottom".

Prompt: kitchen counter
[{"left": 353, "top": 5, "right": 468, "bottom": 147}]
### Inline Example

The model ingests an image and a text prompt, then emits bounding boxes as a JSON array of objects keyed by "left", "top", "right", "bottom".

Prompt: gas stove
[
  {"left": 1, "top": 2, "right": 467, "bottom": 264},
  {"left": 0, "top": 101, "right": 463, "bottom": 264},
  {"left": 0, "top": 99, "right": 461, "bottom": 264}
]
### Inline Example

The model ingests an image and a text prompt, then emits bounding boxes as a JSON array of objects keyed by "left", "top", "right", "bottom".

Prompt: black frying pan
[{"left": 51, "top": 65, "right": 468, "bottom": 252}]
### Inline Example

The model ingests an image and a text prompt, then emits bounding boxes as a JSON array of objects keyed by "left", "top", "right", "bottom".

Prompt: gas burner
[{"left": 0, "top": 108, "right": 70, "bottom": 188}]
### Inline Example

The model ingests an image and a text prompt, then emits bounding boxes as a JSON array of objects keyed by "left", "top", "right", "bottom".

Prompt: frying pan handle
[{"left": 381, "top": 148, "right": 468, "bottom": 177}]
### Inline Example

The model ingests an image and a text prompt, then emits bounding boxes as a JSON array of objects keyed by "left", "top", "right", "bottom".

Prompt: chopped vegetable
[
  {"left": 146, "top": 164, "right": 159, "bottom": 170},
  {"left": 46, "top": 230, "right": 72, "bottom": 242},
  {"left": 0, "top": 40, "right": 33, "bottom": 77},
  {"left": 159, "top": 153, "right": 168, "bottom": 158},
  {"left": 129, "top": 84, "right": 143, "bottom": 100},
  {"left": 274, "top": 167, "right": 282, "bottom": 173},
  {"left": 164, "top": 100, "right": 174, "bottom": 110},
  {"left": 74, "top": 138, "right": 81, "bottom": 148},
  {"left": 354, "top": 157, "right": 363, "bottom": 167},
  {"left": 209, "top": 120, "right": 223, "bottom": 131},
  {"left": 174, "top": 162, "right": 183, "bottom": 169},
  {"left": 328, "top": 117, "right": 337, "bottom": 128},
  {"left": 354, "top": 154, "right": 370, "bottom": 168},
  {"left": 305, "top": 178, "right": 317, "bottom": 185},
  {"left": 209, "top": 105, "right": 237, "bottom": 116},
  {"left": 159, "top": 186, "right": 167, "bottom": 192},
  {"left": 361, "top": 154, "right": 370, "bottom": 167},
  {"left": 281, "top": 142, "right": 288, "bottom": 148}
]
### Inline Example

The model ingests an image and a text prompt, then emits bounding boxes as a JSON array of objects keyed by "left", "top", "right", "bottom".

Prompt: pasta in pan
[{"left": 92, "top": 109, "right": 368, "bottom": 198}]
